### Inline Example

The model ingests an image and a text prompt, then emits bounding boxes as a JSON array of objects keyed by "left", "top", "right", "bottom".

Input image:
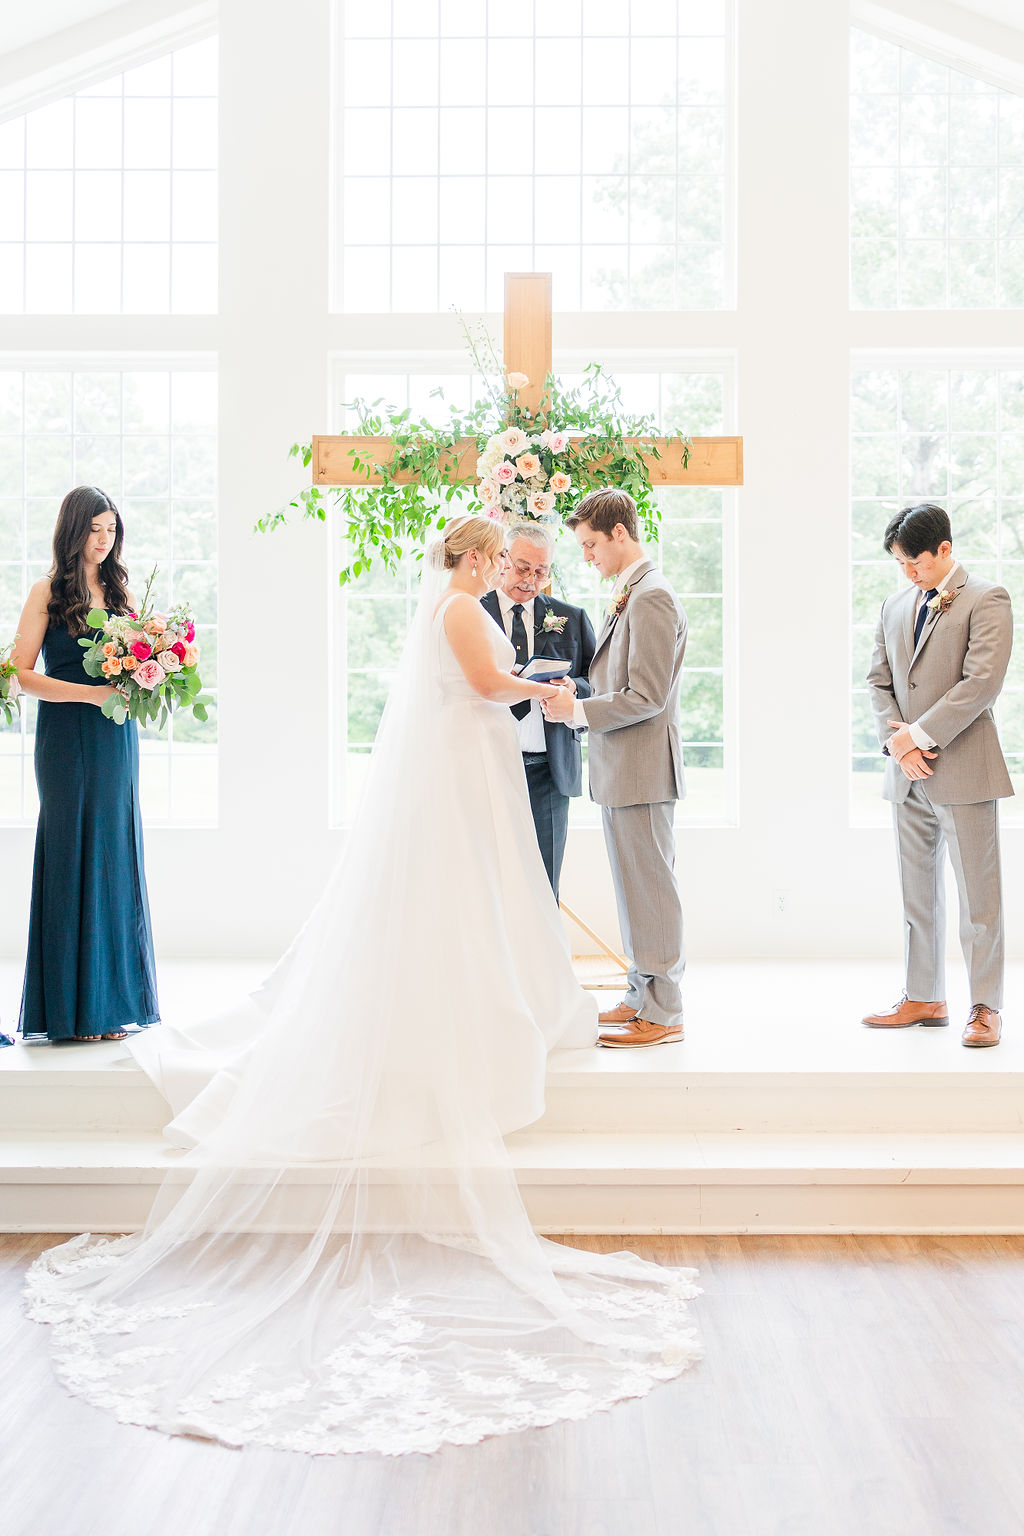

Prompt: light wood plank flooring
[{"left": 2, "top": 1233, "right": 1022, "bottom": 1536}]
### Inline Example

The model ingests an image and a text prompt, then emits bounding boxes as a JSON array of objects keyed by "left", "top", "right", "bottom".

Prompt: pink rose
[
  {"left": 516, "top": 452, "right": 541, "bottom": 479},
  {"left": 499, "top": 427, "right": 527, "bottom": 454},
  {"left": 479, "top": 478, "right": 499, "bottom": 506},
  {"left": 132, "top": 659, "right": 164, "bottom": 690},
  {"left": 157, "top": 650, "right": 181, "bottom": 673},
  {"left": 494, "top": 460, "right": 516, "bottom": 484},
  {"left": 7, "top": 673, "right": 20, "bottom": 700},
  {"left": 540, "top": 430, "right": 568, "bottom": 453},
  {"left": 185, "top": 621, "right": 195, "bottom": 642},
  {"left": 170, "top": 640, "right": 187, "bottom": 663},
  {"left": 130, "top": 641, "right": 152, "bottom": 661}
]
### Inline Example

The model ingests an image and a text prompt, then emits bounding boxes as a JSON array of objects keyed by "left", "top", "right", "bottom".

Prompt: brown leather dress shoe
[
  {"left": 962, "top": 1004, "right": 1001, "bottom": 1048},
  {"left": 598, "top": 1018, "right": 683, "bottom": 1048},
  {"left": 598, "top": 1000, "right": 641, "bottom": 1025},
  {"left": 862, "top": 996, "right": 949, "bottom": 1029}
]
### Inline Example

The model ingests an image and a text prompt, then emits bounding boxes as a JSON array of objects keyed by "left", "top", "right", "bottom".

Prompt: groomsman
[
  {"left": 864, "top": 503, "right": 1013, "bottom": 1048},
  {"left": 481, "top": 521, "right": 596, "bottom": 897},
  {"left": 544, "top": 489, "right": 687, "bottom": 1048}
]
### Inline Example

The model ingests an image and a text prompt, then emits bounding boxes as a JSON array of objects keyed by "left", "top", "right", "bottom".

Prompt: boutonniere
[
  {"left": 542, "top": 612, "right": 568, "bottom": 634},
  {"left": 608, "top": 587, "right": 631, "bottom": 621},
  {"left": 927, "top": 588, "right": 958, "bottom": 616}
]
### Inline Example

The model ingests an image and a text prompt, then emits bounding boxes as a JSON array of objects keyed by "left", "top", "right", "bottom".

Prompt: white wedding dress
[{"left": 24, "top": 557, "right": 700, "bottom": 1456}]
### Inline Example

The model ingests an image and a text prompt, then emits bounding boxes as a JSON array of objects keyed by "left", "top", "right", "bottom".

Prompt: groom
[
  {"left": 482, "top": 521, "right": 596, "bottom": 897},
  {"left": 863, "top": 503, "right": 1013, "bottom": 1048},
  {"left": 544, "top": 488, "right": 687, "bottom": 1048}
]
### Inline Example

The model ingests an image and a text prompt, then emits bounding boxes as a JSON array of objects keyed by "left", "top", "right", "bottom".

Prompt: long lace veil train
[{"left": 24, "top": 528, "right": 701, "bottom": 1456}]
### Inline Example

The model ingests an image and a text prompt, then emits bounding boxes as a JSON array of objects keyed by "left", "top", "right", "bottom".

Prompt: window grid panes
[
  {"left": 0, "top": 364, "right": 218, "bottom": 825},
  {"left": 330, "top": 365, "right": 730, "bottom": 826},
  {"left": 850, "top": 27, "right": 1024, "bottom": 309},
  {"left": 336, "top": 1, "right": 730, "bottom": 312},
  {"left": 851, "top": 363, "right": 1024, "bottom": 823},
  {"left": 0, "top": 37, "right": 218, "bottom": 315}
]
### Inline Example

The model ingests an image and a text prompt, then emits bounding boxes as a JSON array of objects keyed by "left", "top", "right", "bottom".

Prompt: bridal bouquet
[
  {"left": 78, "top": 567, "right": 212, "bottom": 729},
  {"left": 0, "top": 636, "right": 22, "bottom": 726}
]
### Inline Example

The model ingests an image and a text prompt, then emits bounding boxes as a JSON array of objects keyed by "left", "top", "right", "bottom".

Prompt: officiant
[{"left": 482, "top": 522, "right": 597, "bottom": 898}]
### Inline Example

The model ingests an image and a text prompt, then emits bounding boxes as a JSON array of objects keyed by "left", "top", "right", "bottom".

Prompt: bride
[{"left": 24, "top": 514, "right": 701, "bottom": 1457}]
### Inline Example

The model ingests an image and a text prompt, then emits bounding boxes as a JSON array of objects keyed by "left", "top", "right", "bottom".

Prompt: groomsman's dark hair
[
  {"left": 883, "top": 503, "right": 952, "bottom": 559},
  {"left": 567, "top": 488, "right": 640, "bottom": 542}
]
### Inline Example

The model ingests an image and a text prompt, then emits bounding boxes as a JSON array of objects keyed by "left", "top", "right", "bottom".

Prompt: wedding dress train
[{"left": 24, "top": 556, "right": 700, "bottom": 1456}]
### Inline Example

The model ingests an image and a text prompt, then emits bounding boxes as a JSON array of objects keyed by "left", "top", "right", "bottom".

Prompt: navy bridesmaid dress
[{"left": 19, "top": 626, "right": 160, "bottom": 1041}]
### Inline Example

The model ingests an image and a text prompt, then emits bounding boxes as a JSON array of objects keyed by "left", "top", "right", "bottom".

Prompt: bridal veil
[{"left": 25, "top": 525, "right": 700, "bottom": 1455}]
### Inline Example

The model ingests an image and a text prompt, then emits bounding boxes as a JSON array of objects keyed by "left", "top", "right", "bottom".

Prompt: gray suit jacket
[
  {"left": 866, "top": 564, "right": 1014, "bottom": 805},
  {"left": 585, "top": 561, "right": 688, "bottom": 809}
]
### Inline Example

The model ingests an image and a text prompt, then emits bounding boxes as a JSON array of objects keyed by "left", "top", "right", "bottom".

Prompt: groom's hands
[{"left": 541, "top": 685, "right": 576, "bottom": 724}]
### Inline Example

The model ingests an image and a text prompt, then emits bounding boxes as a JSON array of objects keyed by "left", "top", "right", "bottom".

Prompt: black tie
[
  {"left": 510, "top": 603, "right": 531, "bottom": 721},
  {"left": 914, "top": 588, "right": 938, "bottom": 648}
]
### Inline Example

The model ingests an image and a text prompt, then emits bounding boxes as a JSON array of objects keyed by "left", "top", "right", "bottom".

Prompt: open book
[{"left": 512, "top": 656, "right": 572, "bottom": 683}]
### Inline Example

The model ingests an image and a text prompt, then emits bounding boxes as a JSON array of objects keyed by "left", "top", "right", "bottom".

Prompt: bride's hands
[{"left": 539, "top": 681, "right": 577, "bottom": 724}]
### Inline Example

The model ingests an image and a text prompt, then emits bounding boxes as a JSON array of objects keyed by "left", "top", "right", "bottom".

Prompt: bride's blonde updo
[{"left": 428, "top": 514, "right": 507, "bottom": 571}]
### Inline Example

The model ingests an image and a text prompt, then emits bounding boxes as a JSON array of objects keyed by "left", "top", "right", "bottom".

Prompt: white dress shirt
[
  {"left": 906, "top": 561, "right": 960, "bottom": 752},
  {"left": 573, "top": 556, "right": 649, "bottom": 730},
  {"left": 496, "top": 589, "right": 547, "bottom": 752}
]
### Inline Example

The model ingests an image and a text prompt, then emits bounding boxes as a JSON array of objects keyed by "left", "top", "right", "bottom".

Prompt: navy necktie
[
  {"left": 914, "top": 588, "right": 938, "bottom": 648},
  {"left": 510, "top": 603, "right": 531, "bottom": 721}
]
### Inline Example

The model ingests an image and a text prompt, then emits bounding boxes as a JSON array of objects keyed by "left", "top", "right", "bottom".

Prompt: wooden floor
[{"left": 3, "top": 1233, "right": 1023, "bottom": 1536}]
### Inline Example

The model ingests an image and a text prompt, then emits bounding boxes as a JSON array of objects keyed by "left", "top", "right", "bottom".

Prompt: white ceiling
[
  {"left": 955, "top": 0, "right": 1024, "bottom": 25},
  {"left": 2, "top": 0, "right": 1023, "bottom": 62},
  {"left": 1, "top": 2, "right": 131, "bottom": 59}
]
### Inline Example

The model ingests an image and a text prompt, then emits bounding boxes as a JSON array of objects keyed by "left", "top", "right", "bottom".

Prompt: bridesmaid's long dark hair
[{"left": 47, "top": 486, "right": 131, "bottom": 636}]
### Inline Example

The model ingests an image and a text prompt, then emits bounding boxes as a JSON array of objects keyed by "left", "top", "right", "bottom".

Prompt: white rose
[
  {"left": 507, "top": 371, "right": 529, "bottom": 389},
  {"left": 157, "top": 650, "right": 181, "bottom": 673},
  {"left": 529, "top": 492, "right": 556, "bottom": 515},
  {"left": 499, "top": 427, "right": 528, "bottom": 454}
]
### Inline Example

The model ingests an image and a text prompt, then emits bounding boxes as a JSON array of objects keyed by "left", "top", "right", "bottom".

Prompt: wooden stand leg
[{"left": 558, "top": 901, "right": 629, "bottom": 973}]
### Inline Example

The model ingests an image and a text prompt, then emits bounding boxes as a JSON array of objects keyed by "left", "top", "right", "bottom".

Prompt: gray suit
[
  {"left": 867, "top": 565, "right": 1013, "bottom": 1008},
  {"left": 585, "top": 561, "right": 688, "bottom": 1028}
]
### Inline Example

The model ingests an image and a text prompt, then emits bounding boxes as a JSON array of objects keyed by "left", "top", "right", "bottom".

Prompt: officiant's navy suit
[{"left": 481, "top": 590, "right": 596, "bottom": 896}]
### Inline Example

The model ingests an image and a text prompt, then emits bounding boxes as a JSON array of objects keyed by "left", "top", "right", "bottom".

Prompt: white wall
[{"left": 1, "top": 0, "right": 1023, "bottom": 977}]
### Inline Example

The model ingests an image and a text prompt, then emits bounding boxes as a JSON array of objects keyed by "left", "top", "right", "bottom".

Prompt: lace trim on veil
[{"left": 26, "top": 1234, "right": 702, "bottom": 1456}]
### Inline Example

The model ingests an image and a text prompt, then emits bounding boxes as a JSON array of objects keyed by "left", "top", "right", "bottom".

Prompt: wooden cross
[{"left": 311, "top": 273, "right": 743, "bottom": 490}]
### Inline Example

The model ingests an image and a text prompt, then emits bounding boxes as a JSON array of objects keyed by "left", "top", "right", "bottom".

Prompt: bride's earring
[{"left": 471, "top": 562, "right": 479, "bottom": 578}]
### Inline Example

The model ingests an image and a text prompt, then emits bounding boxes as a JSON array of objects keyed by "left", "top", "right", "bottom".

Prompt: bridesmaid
[{"left": 13, "top": 486, "right": 160, "bottom": 1043}]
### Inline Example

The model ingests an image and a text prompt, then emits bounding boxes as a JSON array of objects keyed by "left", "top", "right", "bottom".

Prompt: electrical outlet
[{"left": 772, "top": 889, "right": 791, "bottom": 917}]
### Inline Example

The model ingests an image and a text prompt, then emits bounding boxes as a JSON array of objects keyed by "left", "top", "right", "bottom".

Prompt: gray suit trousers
[
  {"left": 601, "top": 802, "right": 684, "bottom": 1027},
  {"left": 894, "top": 781, "right": 1004, "bottom": 1009}
]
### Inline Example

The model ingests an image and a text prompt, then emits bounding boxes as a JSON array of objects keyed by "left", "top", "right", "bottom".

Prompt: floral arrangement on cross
[{"left": 258, "top": 321, "right": 693, "bottom": 586}]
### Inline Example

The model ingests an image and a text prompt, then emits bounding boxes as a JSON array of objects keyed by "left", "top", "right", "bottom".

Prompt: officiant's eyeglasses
[{"left": 511, "top": 558, "right": 551, "bottom": 582}]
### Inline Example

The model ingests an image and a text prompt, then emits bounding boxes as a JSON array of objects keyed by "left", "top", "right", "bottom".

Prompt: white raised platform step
[
  {"left": 1, "top": 1130, "right": 1022, "bottom": 1235},
  {"left": 2, "top": 960, "right": 1023, "bottom": 1233}
]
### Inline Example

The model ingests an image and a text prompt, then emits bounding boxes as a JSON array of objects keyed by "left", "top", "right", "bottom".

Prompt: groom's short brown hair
[{"left": 566, "top": 488, "right": 640, "bottom": 542}]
